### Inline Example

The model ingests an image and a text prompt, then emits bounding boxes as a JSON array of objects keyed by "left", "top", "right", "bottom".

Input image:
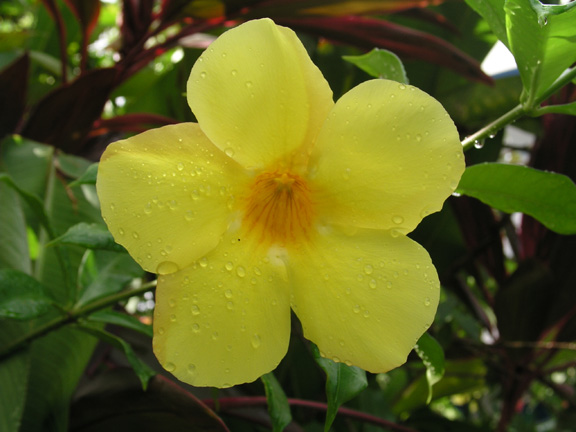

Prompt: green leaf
[
  {"left": 48, "top": 222, "right": 125, "bottom": 252},
  {"left": 69, "top": 162, "right": 98, "bottom": 187},
  {"left": 505, "top": 0, "right": 576, "bottom": 106},
  {"left": 313, "top": 345, "right": 368, "bottom": 431},
  {"left": 414, "top": 333, "right": 445, "bottom": 404},
  {"left": 77, "top": 323, "right": 155, "bottom": 390},
  {"left": 465, "top": 0, "right": 509, "bottom": 46},
  {"left": 343, "top": 48, "right": 408, "bottom": 83},
  {"left": 0, "top": 346, "right": 30, "bottom": 432},
  {"left": 261, "top": 372, "right": 292, "bottom": 432},
  {"left": 456, "top": 163, "right": 576, "bottom": 234},
  {"left": 0, "top": 269, "right": 53, "bottom": 320},
  {"left": 88, "top": 309, "right": 153, "bottom": 338},
  {"left": 0, "top": 181, "right": 31, "bottom": 273}
]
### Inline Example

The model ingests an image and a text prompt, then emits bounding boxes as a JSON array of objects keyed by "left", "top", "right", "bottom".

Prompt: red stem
[{"left": 203, "top": 396, "right": 418, "bottom": 432}]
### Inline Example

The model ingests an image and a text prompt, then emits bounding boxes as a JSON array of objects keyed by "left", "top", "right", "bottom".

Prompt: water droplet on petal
[
  {"left": 226, "top": 301, "right": 234, "bottom": 310},
  {"left": 245, "top": 81, "right": 253, "bottom": 88},
  {"left": 225, "top": 262, "right": 234, "bottom": 271},
  {"left": 399, "top": 84, "right": 406, "bottom": 90},
  {"left": 225, "top": 147, "right": 235, "bottom": 157},
  {"left": 236, "top": 266, "right": 246, "bottom": 278},
  {"left": 187, "top": 364, "right": 197, "bottom": 375},
  {"left": 192, "top": 323, "right": 200, "bottom": 333},
  {"left": 425, "top": 297, "right": 431, "bottom": 306},
  {"left": 199, "top": 257, "right": 208, "bottom": 268},
  {"left": 392, "top": 215, "right": 404, "bottom": 224},
  {"left": 251, "top": 333, "right": 261, "bottom": 349},
  {"left": 353, "top": 304, "right": 361, "bottom": 314},
  {"left": 224, "top": 289, "right": 233, "bottom": 299},
  {"left": 191, "top": 305, "right": 200, "bottom": 315},
  {"left": 177, "top": 162, "right": 184, "bottom": 171},
  {"left": 118, "top": 228, "right": 125, "bottom": 236},
  {"left": 199, "top": 71, "right": 207, "bottom": 79},
  {"left": 231, "top": 69, "right": 237, "bottom": 76},
  {"left": 369, "top": 279, "right": 377, "bottom": 289},
  {"left": 364, "top": 264, "right": 374, "bottom": 275},
  {"left": 165, "top": 362, "right": 176, "bottom": 372},
  {"left": 169, "top": 314, "right": 176, "bottom": 322},
  {"left": 157, "top": 261, "right": 179, "bottom": 275}
]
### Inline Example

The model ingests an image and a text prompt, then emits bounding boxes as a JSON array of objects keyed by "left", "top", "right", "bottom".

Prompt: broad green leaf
[
  {"left": 48, "top": 222, "right": 125, "bottom": 252},
  {"left": 88, "top": 309, "right": 153, "bottom": 338},
  {"left": 456, "top": 163, "right": 576, "bottom": 234},
  {"left": 261, "top": 373, "right": 292, "bottom": 432},
  {"left": 0, "top": 182, "right": 31, "bottom": 273},
  {"left": 56, "top": 153, "right": 92, "bottom": 179},
  {"left": 313, "top": 345, "right": 367, "bottom": 431},
  {"left": 0, "top": 340, "right": 30, "bottom": 432},
  {"left": 69, "top": 162, "right": 98, "bottom": 187},
  {"left": 505, "top": 0, "right": 576, "bottom": 106},
  {"left": 464, "top": 0, "right": 509, "bottom": 46},
  {"left": 414, "top": 333, "right": 445, "bottom": 404},
  {"left": 343, "top": 48, "right": 408, "bottom": 83},
  {"left": 77, "top": 250, "right": 144, "bottom": 307},
  {"left": 0, "top": 269, "right": 53, "bottom": 320},
  {"left": 77, "top": 323, "right": 155, "bottom": 390}
]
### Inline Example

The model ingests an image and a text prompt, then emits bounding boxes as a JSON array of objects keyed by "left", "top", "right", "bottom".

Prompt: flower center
[{"left": 243, "top": 171, "right": 314, "bottom": 246}]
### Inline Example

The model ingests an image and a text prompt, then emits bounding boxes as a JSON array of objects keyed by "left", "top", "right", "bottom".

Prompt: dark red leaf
[
  {"left": 0, "top": 54, "right": 29, "bottom": 139},
  {"left": 91, "top": 113, "right": 179, "bottom": 136},
  {"left": 120, "top": 0, "right": 155, "bottom": 57},
  {"left": 21, "top": 68, "right": 117, "bottom": 154},
  {"left": 274, "top": 16, "right": 492, "bottom": 85},
  {"left": 62, "top": 0, "right": 101, "bottom": 37}
]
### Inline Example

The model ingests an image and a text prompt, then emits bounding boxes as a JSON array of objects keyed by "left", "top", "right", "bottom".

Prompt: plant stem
[
  {"left": 461, "top": 66, "right": 576, "bottom": 151},
  {"left": 203, "top": 396, "right": 418, "bottom": 432},
  {"left": 0, "top": 280, "right": 156, "bottom": 361}
]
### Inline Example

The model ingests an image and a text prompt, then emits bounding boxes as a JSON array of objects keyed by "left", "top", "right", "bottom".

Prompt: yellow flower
[{"left": 97, "top": 18, "right": 464, "bottom": 388}]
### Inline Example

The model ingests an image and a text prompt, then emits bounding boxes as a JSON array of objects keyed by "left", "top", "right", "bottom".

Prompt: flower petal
[
  {"left": 97, "top": 123, "right": 248, "bottom": 274},
  {"left": 187, "top": 19, "right": 333, "bottom": 170},
  {"left": 153, "top": 233, "right": 291, "bottom": 387},
  {"left": 289, "top": 227, "right": 439, "bottom": 373},
  {"left": 309, "top": 79, "right": 464, "bottom": 233}
]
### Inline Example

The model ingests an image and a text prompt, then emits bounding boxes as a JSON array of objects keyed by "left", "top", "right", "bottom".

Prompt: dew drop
[
  {"left": 199, "top": 71, "right": 207, "bottom": 79},
  {"left": 251, "top": 333, "right": 261, "bottom": 349},
  {"left": 165, "top": 362, "right": 176, "bottom": 372},
  {"left": 184, "top": 210, "right": 194, "bottom": 221},
  {"left": 399, "top": 84, "right": 406, "bottom": 90},
  {"left": 226, "top": 301, "right": 234, "bottom": 310},
  {"left": 364, "top": 264, "right": 373, "bottom": 275},
  {"left": 225, "top": 261, "right": 234, "bottom": 271},
  {"left": 187, "top": 364, "right": 197, "bottom": 375},
  {"left": 392, "top": 215, "right": 404, "bottom": 225},
  {"left": 245, "top": 81, "right": 253, "bottom": 88},
  {"left": 177, "top": 162, "right": 184, "bottom": 171},
  {"left": 224, "top": 289, "right": 233, "bottom": 299},
  {"left": 236, "top": 266, "right": 246, "bottom": 278},
  {"left": 198, "top": 257, "right": 208, "bottom": 268},
  {"left": 363, "top": 310, "right": 370, "bottom": 318},
  {"left": 144, "top": 203, "right": 152, "bottom": 214},
  {"left": 369, "top": 279, "right": 377, "bottom": 289},
  {"left": 132, "top": 231, "right": 139, "bottom": 239},
  {"left": 118, "top": 228, "right": 125, "bottom": 236},
  {"left": 254, "top": 267, "right": 262, "bottom": 276},
  {"left": 224, "top": 147, "right": 235, "bottom": 157},
  {"left": 157, "top": 327, "right": 165, "bottom": 335},
  {"left": 169, "top": 298, "right": 176, "bottom": 307},
  {"left": 386, "top": 281, "right": 393, "bottom": 289},
  {"left": 157, "top": 261, "right": 179, "bottom": 275},
  {"left": 353, "top": 304, "right": 361, "bottom": 314},
  {"left": 424, "top": 297, "right": 431, "bottom": 306},
  {"left": 169, "top": 314, "right": 177, "bottom": 322},
  {"left": 212, "top": 332, "right": 219, "bottom": 340},
  {"left": 333, "top": 356, "right": 341, "bottom": 363},
  {"left": 191, "top": 305, "right": 200, "bottom": 315},
  {"left": 231, "top": 69, "right": 237, "bottom": 76},
  {"left": 192, "top": 323, "right": 200, "bottom": 333},
  {"left": 474, "top": 139, "right": 485, "bottom": 149}
]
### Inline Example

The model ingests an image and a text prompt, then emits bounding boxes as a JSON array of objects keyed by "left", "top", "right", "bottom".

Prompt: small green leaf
[
  {"left": 48, "top": 222, "right": 125, "bottom": 252},
  {"left": 0, "top": 269, "right": 53, "bottom": 319},
  {"left": 261, "top": 373, "right": 292, "bottom": 432},
  {"left": 313, "top": 345, "right": 367, "bottom": 431},
  {"left": 456, "top": 163, "right": 576, "bottom": 234},
  {"left": 77, "top": 323, "right": 155, "bottom": 390},
  {"left": 465, "top": 0, "right": 509, "bottom": 46},
  {"left": 343, "top": 48, "right": 408, "bottom": 83},
  {"left": 505, "top": 0, "right": 576, "bottom": 106},
  {"left": 414, "top": 333, "right": 445, "bottom": 404},
  {"left": 88, "top": 309, "right": 153, "bottom": 338},
  {"left": 69, "top": 163, "right": 98, "bottom": 187}
]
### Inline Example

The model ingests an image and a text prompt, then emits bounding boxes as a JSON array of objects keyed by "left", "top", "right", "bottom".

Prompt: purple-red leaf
[
  {"left": 21, "top": 68, "right": 117, "bottom": 154},
  {"left": 275, "top": 15, "right": 491, "bottom": 84},
  {"left": 0, "top": 54, "right": 29, "bottom": 138}
]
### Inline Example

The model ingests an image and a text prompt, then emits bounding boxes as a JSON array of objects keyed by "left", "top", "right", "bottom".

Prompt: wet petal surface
[
  {"left": 289, "top": 227, "right": 439, "bottom": 373},
  {"left": 153, "top": 232, "right": 291, "bottom": 387},
  {"left": 187, "top": 19, "right": 333, "bottom": 170},
  {"left": 309, "top": 79, "right": 464, "bottom": 233},
  {"left": 97, "top": 123, "right": 248, "bottom": 274}
]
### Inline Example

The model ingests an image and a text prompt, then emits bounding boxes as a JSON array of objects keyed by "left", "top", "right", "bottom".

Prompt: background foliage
[{"left": 1, "top": 0, "right": 576, "bottom": 431}]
